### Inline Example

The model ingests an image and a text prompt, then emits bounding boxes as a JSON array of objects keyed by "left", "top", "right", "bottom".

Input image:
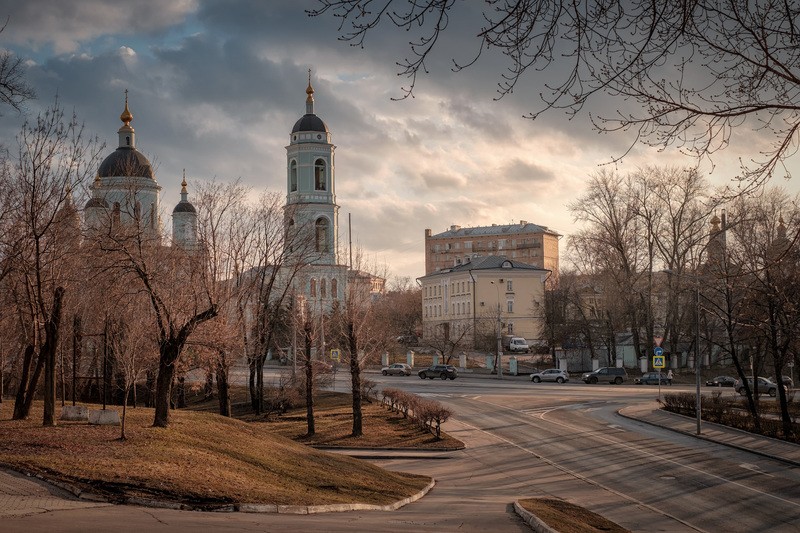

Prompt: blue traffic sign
[{"left": 654, "top": 346, "right": 664, "bottom": 356}]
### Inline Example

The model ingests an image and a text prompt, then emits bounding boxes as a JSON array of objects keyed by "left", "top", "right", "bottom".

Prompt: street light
[
  {"left": 490, "top": 280, "right": 503, "bottom": 379},
  {"left": 663, "top": 269, "right": 702, "bottom": 435}
]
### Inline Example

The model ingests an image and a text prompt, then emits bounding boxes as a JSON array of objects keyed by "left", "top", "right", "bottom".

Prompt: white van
[{"left": 507, "top": 337, "right": 530, "bottom": 353}]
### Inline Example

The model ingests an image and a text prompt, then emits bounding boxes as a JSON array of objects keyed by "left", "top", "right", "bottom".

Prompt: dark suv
[
  {"left": 581, "top": 366, "right": 628, "bottom": 384},
  {"left": 418, "top": 364, "right": 458, "bottom": 380}
]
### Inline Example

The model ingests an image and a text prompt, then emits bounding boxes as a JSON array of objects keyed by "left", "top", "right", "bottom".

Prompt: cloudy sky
[{"left": 2, "top": 0, "right": 798, "bottom": 283}]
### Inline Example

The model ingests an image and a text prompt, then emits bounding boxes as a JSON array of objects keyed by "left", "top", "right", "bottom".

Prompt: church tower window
[
  {"left": 331, "top": 278, "right": 338, "bottom": 299},
  {"left": 314, "top": 159, "right": 326, "bottom": 191},
  {"left": 310, "top": 279, "right": 317, "bottom": 297},
  {"left": 134, "top": 201, "right": 141, "bottom": 221},
  {"left": 112, "top": 202, "right": 121, "bottom": 225},
  {"left": 290, "top": 160, "right": 297, "bottom": 192},
  {"left": 315, "top": 218, "right": 329, "bottom": 253},
  {"left": 321, "top": 279, "right": 327, "bottom": 298}
]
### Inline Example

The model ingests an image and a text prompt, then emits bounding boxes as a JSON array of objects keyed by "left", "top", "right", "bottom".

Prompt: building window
[
  {"left": 507, "top": 280, "right": 513, "bottom": 291},
  {"left": 321, "top": 279, "right": 327, "bottom": 298},
  {"left": 310, "top": 279, "right": 317, "bottom": 297},
  {"left": 331, "top": 278, "right": 338, "bottom": 299},
  {"left": 134, "top": 201, "right": 141, "bottom": 221},
  {"left": 508, "top": 323, "right": 514, "bottom": 334},
  {"left": 290, "top": 160, "right": 298, "bottom": 192},
  {"left": 507, "top": 300, "right": 514, "bottom": 313},
  {"left": 314, "top": 159, "right": 326, "bottom": 190},
  {"left": 112, "top": 202, "right": 121, "bottom": 225},
  {"left": 315, "top": 218, "right": 329, "bottom": 253}
]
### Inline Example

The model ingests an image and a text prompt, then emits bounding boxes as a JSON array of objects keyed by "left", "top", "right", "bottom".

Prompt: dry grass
[
  {"left": 236, "top": 391, "right": 464, "bottom": 449},
  {"left": 0, "top": 400, "right": 431, "bottom": 509},
  {"left": 518, "top": 498, "right": 631, "bottom": 533}
]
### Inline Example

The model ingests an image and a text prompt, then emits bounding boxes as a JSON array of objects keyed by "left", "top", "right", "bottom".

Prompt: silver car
[
  {"left": 381, "top": 363, "right": 412, "bottom": 376},
  {"left": 530, "top": 368, "right": 569, "bottom": 383}
]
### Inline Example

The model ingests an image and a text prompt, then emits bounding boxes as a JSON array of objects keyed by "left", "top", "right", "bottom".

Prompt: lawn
[{"left": 0, "top": 399, "right": 432, "bottom": 509}]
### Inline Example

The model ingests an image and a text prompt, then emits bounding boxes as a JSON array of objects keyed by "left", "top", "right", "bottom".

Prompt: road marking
[{"left": 739, "top": 463, "right": 773, "bottom": 477}]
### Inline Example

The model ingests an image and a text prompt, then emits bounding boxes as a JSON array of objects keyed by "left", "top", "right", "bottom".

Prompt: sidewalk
[{"left": 619, "top": 401, "right": 800, "bottom": 467}]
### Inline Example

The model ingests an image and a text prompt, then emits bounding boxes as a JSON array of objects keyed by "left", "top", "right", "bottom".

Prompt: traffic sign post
[{"left": 653, "top": 348, "right": 666, "bottom": 402}]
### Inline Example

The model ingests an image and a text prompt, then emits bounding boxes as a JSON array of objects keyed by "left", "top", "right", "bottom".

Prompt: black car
[
  {"left": 418, "top": 364, "right": 458, "bottom": 380},
  {"left": 705, "top": 375, "right": 737, "bottom": 387},
  {"left": 635, "top": 372, "right": 672, "bottom": 385}
]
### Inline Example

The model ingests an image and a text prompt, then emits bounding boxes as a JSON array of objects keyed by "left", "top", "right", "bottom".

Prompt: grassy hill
[{"left": 0, "top": 401, "right": 431, "bottom": 508}]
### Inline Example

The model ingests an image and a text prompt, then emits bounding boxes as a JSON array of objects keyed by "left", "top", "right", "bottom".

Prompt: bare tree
[
  {"left": 310, "top": 1, "right": 800, "bottom": 186},
  {"left": 0, "top": 20, "right": 35, "bottom": 114},
  {"left": 4, "top": 100, "right": 101, "bottom": 423}
]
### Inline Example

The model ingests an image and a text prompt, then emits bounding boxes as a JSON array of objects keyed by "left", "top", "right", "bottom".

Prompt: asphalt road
[{"left": 3, "top": 372, "right": 800, "bottom": 532}]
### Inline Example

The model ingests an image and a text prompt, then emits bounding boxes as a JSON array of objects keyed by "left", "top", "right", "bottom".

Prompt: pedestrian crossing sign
[
  {"left": 653, "top": 355, "right": 665, "bottom": 369},
  {"left": 330, "top": 349, "right": 340, "bottom": 361}
]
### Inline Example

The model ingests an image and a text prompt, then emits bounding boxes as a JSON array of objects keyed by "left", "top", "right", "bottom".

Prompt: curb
[
  {"left": 617, "top": 406, "right": 800, "bottom": 468},
  {"left": 6, "top": 465, "right": 436, "bottom": 515},
  {"left": 513, "top": 501, "right": 558, "bottom": 533}
]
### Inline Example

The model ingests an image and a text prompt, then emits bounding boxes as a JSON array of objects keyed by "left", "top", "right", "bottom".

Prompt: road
[{"left": 3, "top": 372, "right": 800, "bottom": 532}]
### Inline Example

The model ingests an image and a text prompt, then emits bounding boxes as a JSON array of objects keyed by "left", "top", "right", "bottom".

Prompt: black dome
[
  {"left": 84, "top": 197, "right": 108, "bottom": 209},
  {"left": 98, "top": 148, "right": 154, "bottom": 179},
  {"left": 173, "top": 201, "right": 196, "bottom": 214},
  {"left": 291, "top": 114, "right": 328, "bottom": 134}
]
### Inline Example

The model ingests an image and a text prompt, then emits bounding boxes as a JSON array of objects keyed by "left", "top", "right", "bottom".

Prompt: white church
[{"left": 83, "top": 78, "right": 375, "bottom": 315}]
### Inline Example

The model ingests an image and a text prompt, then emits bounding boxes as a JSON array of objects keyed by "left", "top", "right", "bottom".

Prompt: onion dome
[
  {"left": 291, "top": 70, "right": 329, "bottom": 133},
  {"left": 173, "top": 171, "right": 196, "bottom": 214},
  {"left": 97, "top": 92, "right": 154, "bottom": 179}
]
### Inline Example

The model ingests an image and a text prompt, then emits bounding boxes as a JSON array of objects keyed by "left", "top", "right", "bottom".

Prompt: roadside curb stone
[{"left": 513, "top": 501, "right": 558, "bottom": 533}]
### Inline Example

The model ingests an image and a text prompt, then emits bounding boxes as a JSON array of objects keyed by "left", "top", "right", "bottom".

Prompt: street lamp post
[
  {"left": 491, "top": 280, "right": 503, "bottom": 379},
  {"left": 694, "top": 283, "right": 701, "bottom": 435},
  {"left": 663, "top": 269, "right": 703, "bottom": 435}
]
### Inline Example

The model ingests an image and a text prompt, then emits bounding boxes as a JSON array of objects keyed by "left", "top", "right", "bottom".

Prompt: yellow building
[
  {"left": 424, "top": 221, "right": 560, "bottom": 278},
  {"left": 418, "top": 256, "right": 550, "bottom": 350}
]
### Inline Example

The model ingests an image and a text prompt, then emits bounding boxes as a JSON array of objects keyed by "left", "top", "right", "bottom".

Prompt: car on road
[
  {"left": 581, "top": 367, "right": 628, "bottom": 384},
  {"left": 776, "top": 375, "right": 794, "bottom": 388},
  {"left": 381, "top": 363, "right": 412, "bottom": 376},
  {"left": 418, "top": 364, "right": 458, "bottom": 380},
  {"left": 705, "top": 375, "right": 737, "bottom": 387},
  {"left": 635, "top": 372, "right": 672, "bottom": 385},
  {"left": 530, "top": 369, "right": 569, "bottom": 383},
  {"left": 735, "top": 376, "right": 778, "bottom": 397}
]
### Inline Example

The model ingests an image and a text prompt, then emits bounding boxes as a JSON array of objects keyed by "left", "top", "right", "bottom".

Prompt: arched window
[
  {"left": 315, "top": 218, "right": 329, "bottom": 253},
  {"left": 134, "top": 201, "right": 141, "bottom": 221},
  {"left": 331, "top": 278, "right": 338, "bottom": 299},
  {"left": 112, "top": 202, "right": 121, "bottom": 225},
  {"left": 320, "top": 279, "right": 327, "bottom": 298},
  {"left": 314, "top": 159, "right": 326, "bottom": 191},
  {"left": 310, "top": 279, "right": 317, "bottom": 297},
  {"left": 150, "top": 203, "right": 156, "bottom": 228},
  {"left": 290, "top": 160, "right": 298, "bottom": 192},
  {"left": 125, "top": 136, "right": 130, "bottom": 146}
]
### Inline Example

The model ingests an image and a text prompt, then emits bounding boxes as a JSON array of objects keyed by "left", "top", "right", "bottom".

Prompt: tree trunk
[
  {"left": 43, "top": 287, "right": 65, "bottom": 426},
  {"left": 304, "top": 322, "right": 314, "bottom": 436},
  {"left": 349, "top": 322, "right": 363, "bottom": 437},
  {"left": 12, "top": 345, "right": 35, "bottom": 420},
  {"left": 248, "top": 354, "right": 258, "bottom": 411},
  {"left": 216, "top": 355, "right": 231, "bottom": 417},
  {"left": 153, "top": 348, "right": 178, "bottom": 427}
]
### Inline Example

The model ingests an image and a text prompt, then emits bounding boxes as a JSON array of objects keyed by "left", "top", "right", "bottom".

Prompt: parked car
[
  {"left": 735, "top": 377, "right": 777, "bottom": 397},
  {"left": 530, "top": 369, "right": 569, "bottom": 383},
  {"left": 581, "top": 367, "right": 628, "bottom": 384},
  {"left": 705, "top": 375, "right": 737, "bottom": 387},
  {"left": 634, "top": 371, "right": 672, "bottom": 385},
  {"left": 395, "top": 334, "right": 419, "bottom": 346},
  {"left": 381, "top": 363, "right": 412, "bottom": 376},
  {"left": 776, "top": 375, "right": 794, "bottom": 388},
  {"left": 418, "top": 364, "right": 458, "bottom": 380}
]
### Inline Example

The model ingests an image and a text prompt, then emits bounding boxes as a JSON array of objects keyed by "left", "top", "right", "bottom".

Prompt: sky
[{"left": 2, "top": 0, "right": 798, "bottom": 284}]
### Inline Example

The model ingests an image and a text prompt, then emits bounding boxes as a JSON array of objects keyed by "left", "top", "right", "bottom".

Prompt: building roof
[
  {"left": 97, "top": 147, "right": 154, "bottom": 179},
  {"left": 172, "top": 201, "right": 196, "bottom": 214},
  {"left": 420, "top": 255, "right": 549, "bottom": 279},
  {"left": 430, "top": 222, "right": 561, "bottom": 238},
  {"left": 291, "top": 113, "right": 329, "bottom": 133}
]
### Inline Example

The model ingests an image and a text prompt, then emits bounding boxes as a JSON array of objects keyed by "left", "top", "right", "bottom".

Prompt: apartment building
[
  {"left": 418, "top": 255, "right": 550, "bottom": 349},
  {"left": 424, "top": 221, "right": 560, "bottom": 277}
]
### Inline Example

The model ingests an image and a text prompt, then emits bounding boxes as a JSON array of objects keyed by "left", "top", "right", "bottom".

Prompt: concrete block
[
  {"left": 88, "top": 408, "right": 120, "bottom": 426},
  {"left": 60, "top": 405, "right": 89, "bottom": 421}
]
